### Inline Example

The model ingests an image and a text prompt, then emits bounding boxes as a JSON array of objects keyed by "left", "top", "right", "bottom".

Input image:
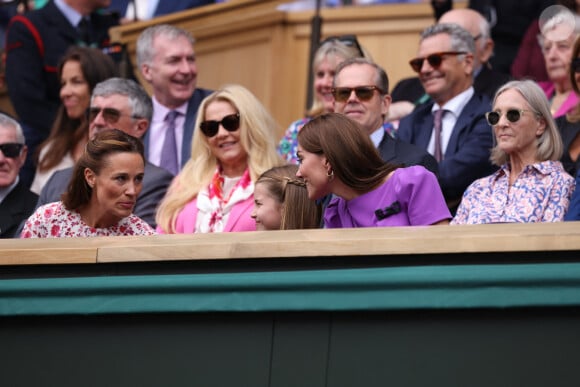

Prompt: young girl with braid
[{"left": 251, "top": 165, "right": 322, "bottom": 230}]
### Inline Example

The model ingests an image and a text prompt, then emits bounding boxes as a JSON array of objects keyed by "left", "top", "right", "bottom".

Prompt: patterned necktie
[
  {"left": 160, "top": 110, "right": 179, "bottom": 175},
  {"left": 433, "top": 109, "right": 445, "bottom": 162}
]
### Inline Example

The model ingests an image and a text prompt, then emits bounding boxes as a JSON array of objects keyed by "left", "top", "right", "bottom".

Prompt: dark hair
[
  {"left": 298, "top": 113, "right": 397, "bottom": 193},
  {"left": 37, "top": 46, "right": 118, "bottom": 172},
  {"left": 568, "top": 36, "right": 580, "bottom": 122},
  {"left": 256, "top": 164, "right": 322, "bottom": 230},
  {"left": 334, "top": 57, "right": 389, "bottom": 95},
  {"left": 62, "top": 129, "right": 145, "bottom": 210}
]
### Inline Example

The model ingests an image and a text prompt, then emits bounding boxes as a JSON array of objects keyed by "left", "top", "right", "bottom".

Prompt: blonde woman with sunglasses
[
  {"left": 156, "top": 84, "right": 283, "bottom": 234},
  {"left": 452, "top": 80, "right": 575, "bottom": 224}
]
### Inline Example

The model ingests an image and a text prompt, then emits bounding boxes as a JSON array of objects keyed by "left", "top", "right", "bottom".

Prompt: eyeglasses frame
[
  {"left": 331, "top": 85, "right": 385, "bottom": 102},
  {"left": 409, "top": 51, "right": 469, "bottom": 73}
]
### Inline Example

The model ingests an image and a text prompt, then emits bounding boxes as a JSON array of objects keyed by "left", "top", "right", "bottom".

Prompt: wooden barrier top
[{"left": 0, "top": 222, "right": 579, "bottom": 266}]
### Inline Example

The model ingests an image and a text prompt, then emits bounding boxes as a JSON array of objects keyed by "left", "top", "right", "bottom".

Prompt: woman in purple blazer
[
  {"left": 155, "top": 85, "right": 282, "bottom": 234},
  {"left": 296, "top": 113, "right": 451, "bottom": 228}
]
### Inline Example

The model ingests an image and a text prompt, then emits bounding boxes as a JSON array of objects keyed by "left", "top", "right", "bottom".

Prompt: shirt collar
[
  {"left": 370, "top": 126, "right": 385, "bottom": 148},
  {"left": 431, "top": 86, "right": 474, "bottom": 117},
  {"left": 500, "top": 160, "right": 562, "bottom": 177},
  {"left": 152, "top": 96, "right": 188, "bottom": 121},
  {"left": 54, "top": 0, "right": 84, "bottom": 27}
]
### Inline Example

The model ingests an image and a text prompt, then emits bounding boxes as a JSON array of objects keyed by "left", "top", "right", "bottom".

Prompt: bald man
[{"left": 389, "top": 8, "right": 511, "bottom": 121}]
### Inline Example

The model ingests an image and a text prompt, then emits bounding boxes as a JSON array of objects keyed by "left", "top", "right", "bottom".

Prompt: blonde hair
[
  {"left": 156, "top": 84, "right": 283, "bottom": 233},
  {"left": 307, "top": 39, "right": 368, "bottom": 117}
]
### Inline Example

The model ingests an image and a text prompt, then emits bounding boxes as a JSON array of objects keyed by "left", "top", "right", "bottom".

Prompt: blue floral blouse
[{"left": 451, "top": 160, "right": 575, "bottom": 224}]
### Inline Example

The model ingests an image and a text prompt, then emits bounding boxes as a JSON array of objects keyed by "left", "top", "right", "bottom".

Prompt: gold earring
[{"left": 326, "top": 169, "right": 334, "bottom": 180}]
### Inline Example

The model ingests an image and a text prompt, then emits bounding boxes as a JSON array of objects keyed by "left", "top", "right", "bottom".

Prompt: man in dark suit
[
  {"left": 389, "top": 8, "right": 511, "bottom": 121},
  {"left": 4, "top": 0, "right": 118, "bottom": 186},
  {"left": 397, "top": 23, "right": 496, "bottom": 211},
  {"left": 136, "top": 24, "right": 212, "bottom": 176},
  {"left": 332, "top": 57, "right": 438, "bottom": 175},
  {"left": 0, "top": 114, "right": 37, "bottom": 238},
  {"left": 38, "top": 78, "right": 172, "bottom": 228}
]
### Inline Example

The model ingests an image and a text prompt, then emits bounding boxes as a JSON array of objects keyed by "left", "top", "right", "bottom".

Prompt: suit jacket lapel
[
  {"left": 45, "top": 2, "right": 78, "bottom": 42},
  {"left": 143, "top": 129, "right": 151, "bottom": 161},
  {"left": 182, "top": 88, "right": 211, "bottom": 166},
  {"left": 0, "top": 181, "right": 35, "bottom": 238},
  {"left": 416, "top": 103, "right": 435, "bottom": 150},
  {"left": 378, "top": 135, "right": 397, "bottom": 164},
  {"left": 445, "top": 94, "right": 480, "bottom": 156}
]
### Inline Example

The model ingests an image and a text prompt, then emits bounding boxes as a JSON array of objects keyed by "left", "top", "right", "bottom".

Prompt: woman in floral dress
[{"left": 21, "top": 129, "right": 154, "bottom": 237}]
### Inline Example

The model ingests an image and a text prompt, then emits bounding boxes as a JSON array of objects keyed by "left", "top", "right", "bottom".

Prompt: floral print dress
[{"left": 21, "top": 202, "right": 155, "bottom": 238}]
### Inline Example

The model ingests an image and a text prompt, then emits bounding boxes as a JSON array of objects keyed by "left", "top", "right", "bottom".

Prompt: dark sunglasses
[
  {"left": 0, "top": 142, "right": 24, "bottom": 158},
  {"left": 319, "top": 34, "right": 364, "bottom": 57},
  {"left": 86, "top": 107, "right": 140, "bottom": 124},
  {"left": 409, "top": 51, "right": 468, "bottom": 73},
  {"left": 331, "top": 86, "right": 383, "bottom": 102},
  {"left": 572, "top": 58, "right": 580, "bottom": 73},
  {"left": 200, "top": 114, "right": 240, "bottom": 137},
  {"left": 485, "top": 109, "right": 535, "bottom": 126}
]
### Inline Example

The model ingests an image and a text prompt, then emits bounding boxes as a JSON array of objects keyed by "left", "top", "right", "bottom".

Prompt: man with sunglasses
[
  {"left": 36, "top": 78, "right": 173, "bottom": 228},
  {"left": 137, "top": 24, "right": 212, "bottom": 175},
  {"left": 0, "top": 114, "right": 37, "bottom": 238},
  {"left": 332, "top": 57, "right": 438, "bottom": 175},
  {"left": 389, "top": 8, "right": 511, "bottom": 121},
  {"left": 397, "top": 23, "right": 496, "bottom": 213}
]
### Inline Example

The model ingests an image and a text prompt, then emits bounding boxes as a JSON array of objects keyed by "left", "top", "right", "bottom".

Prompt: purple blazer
[{"left": 157, "top": 196, "right": 256, "bottom": 234}]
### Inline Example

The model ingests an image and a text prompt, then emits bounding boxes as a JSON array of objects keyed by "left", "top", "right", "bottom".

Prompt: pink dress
[{"left": 157, "top": 196, "right": 256, "bottom": 234}]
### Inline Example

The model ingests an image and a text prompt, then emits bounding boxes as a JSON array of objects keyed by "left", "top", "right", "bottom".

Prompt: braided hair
[{"left": 255, "top": 165, "right": 322, "bottom": 230}]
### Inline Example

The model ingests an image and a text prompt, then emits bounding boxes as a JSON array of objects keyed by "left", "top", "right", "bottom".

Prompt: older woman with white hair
[
  {"left": 538, "top": 7, "right": 580, "bottom": 117},
  {"left": 452, "top": 80, "right": 575, "bottom": 224}
]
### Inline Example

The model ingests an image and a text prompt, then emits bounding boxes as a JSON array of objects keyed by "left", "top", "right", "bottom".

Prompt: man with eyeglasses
[
  {"left": 397, "top": 23, "right": 496, "bottom": 213},
  {"left": 332, "top": 57, "right": 438, "bottom": 175},
  {"left": 389, "top": 8, "right": 511, "bottom": 121},
  {"left": 36, "top": 78, "right": 173, "bottom": 228},
  {"left": 0, "top": 114, "right": 37, "bottom": 238},
  {"left": 136, "top": 24, "right": 212, "bottom": 176}
]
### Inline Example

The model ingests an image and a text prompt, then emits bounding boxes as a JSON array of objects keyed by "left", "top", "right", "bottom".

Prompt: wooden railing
[
  {"left": 1, "top": 222, "right": 580, "bottom": 387},
  {"left": 1, "top": 222, "right": 579, "bottom": 265}
]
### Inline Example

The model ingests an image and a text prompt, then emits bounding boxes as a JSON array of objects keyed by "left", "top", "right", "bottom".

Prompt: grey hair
[
  {"left": 334, "top": 57, "right": 389, "bottom": 95},
  {"left": 490, "top": 80, "right": 563, "bottom": 166},
  {"left": 91, "top": 77, "right": 153, "bottom": 122},
  {"left": 0, "top": 113, "right": 24, "bottom": 143},
  {"left": 136, "top": 24, "right": 195, "bottom": 68},
  {"left": 538, "top": 10, "right": 580, "bottom": 47},
  {"left": 420, "top": 23, "right": 476, "bottom": 57}
]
